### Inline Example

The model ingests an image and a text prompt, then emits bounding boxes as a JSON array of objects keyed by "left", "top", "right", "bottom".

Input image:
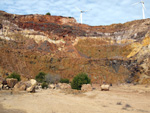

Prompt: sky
[{"left": 0, "top": 0, "right": 150, "bottom": 26}]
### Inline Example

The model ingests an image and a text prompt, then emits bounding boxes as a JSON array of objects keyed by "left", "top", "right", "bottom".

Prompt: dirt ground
[{"left": 0, "top": 84, "right": 150, "bottom": 113}]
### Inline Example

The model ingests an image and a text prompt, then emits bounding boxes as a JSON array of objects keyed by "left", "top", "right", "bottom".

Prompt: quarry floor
[{"left": 0, "top": 85, "right": 150, "bottom": 113}]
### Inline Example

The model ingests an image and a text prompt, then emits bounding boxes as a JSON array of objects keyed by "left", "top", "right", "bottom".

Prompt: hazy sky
[{"left": 0, "top": 0, "right": 150, "bottom": 26}]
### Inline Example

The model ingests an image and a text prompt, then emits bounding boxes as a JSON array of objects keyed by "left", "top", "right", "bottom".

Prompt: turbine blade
[
  {"left": 132, "top": 2, "right": 140, "bottom": 5},
  {"left": 75, "top": 7, "right": 81, "bottom": 12},
  {"left": 142, "top": 4, "right": 146, "bottom": 10}
]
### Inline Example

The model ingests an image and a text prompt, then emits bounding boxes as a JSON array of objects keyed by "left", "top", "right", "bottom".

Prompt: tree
[
  {"left": 46, "top": 12, "right": 51, "bottom": 15},
  {"left": 35, "top": 72, "right": 46, "bottom": 83},
  {"left": 41, "top": 82, "right": 48, "bottom": 89},
  {"left": 7, "top": 72, "right": 21, "bottom": 81},
  {"left": 60, "top": 78, "right": 70, "bottom": 84},
  {"left": 71, "top": 73, "right": 91, "bottom": 90}
]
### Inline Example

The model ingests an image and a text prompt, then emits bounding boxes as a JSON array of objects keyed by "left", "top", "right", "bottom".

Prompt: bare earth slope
[{"left": 0, "top": 10, "right": 150, "bottom": 84}]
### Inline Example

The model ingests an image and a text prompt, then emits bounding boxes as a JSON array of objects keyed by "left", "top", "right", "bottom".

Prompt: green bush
[
  {"left": 35, "top": 72, "right": 46, "bottom": 83},
  {"left": 71, "top": 73, "right": 91, "bottom": 90},
  {"left": 7, "top": 72, "right": 21, "bottom": 81},
  {"left": 60, "top": 78, "right": 70, "bottom": 84},
  {"left": 41, "top": 82, "right": 48, "bottom": 89},
  {"left": 46, "top": 12, "right": 51, "bottom": 15}
]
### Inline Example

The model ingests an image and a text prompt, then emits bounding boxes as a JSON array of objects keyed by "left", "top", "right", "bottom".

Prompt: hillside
[{"left": 0, "top": 10, "right": 150, "bottom": 84}]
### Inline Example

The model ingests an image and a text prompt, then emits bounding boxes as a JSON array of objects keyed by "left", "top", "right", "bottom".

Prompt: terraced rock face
[{"left": 0, "top": 10, "right": 150, "bottom": 84}]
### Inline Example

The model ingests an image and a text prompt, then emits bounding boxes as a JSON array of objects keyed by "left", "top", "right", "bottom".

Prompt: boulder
[
  {"left": 101, "top": 84, "right": 110, "bottom": 91},
  {"left": 6, "top": 78, "right": 18, "bottom": 88},
  {"left": 14, "top": 81, "right": 27, "bottom": 91},
  {"left": 14, "top": 79, "right": 37, "bottom": 93},
  {"left": 81, "top": 84, "right": 92, "bottom": 92},
  {"left": 59, "top": 83, "right": 71, "bottom": 89},
  {"left": 26, "top": 79, "right": 37, "bottom": 93}
]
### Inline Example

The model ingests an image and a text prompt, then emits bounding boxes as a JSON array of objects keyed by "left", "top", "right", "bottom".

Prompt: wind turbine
[
  {"left": 132, "top": 0, "right": 146, "bottom": 19},
  {"left": 76, "top": 7, "right": 90, "bottom": 24}
]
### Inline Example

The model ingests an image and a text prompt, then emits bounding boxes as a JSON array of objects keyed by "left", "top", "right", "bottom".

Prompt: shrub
[
  {"left": 71, "top": 73, "right": 91, "bottom": 90},
  {"left": 41, "top": 82, "right": 48, "bottom": 89},
  {"left": 35, "top": 72, "right": 46, "bottom": 83},
  {"left": 7, "top": 72, "right": 21, "bottom": 81},
  {"left": 45, "top": 73, "right": 60, "bottom": 84},
  {"left": 60, "top": 78, "right": 70, "bottom": 84},
  {"left": 46, "top": 12, "right": 51, "bottom": 15}
]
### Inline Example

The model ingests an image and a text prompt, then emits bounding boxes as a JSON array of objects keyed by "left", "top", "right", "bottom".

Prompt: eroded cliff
[{"left": 0, "top": 10, "right": 150, "bottom": 84}]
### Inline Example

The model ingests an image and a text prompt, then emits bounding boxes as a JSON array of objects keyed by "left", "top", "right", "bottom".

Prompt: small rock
[{"left": 49, "top": 84, "right": 55, "bottom": 89}]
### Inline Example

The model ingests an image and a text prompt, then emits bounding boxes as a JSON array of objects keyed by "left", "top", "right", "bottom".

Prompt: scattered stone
[
  {"left": 81, "top": 84, "right": 92, "bottom": 92},
  {"left": 49, "top": 84, "right": 56, "bottom": 89},
  {"left": 35, "top": 85, "right": 42, "bottom": 90},
  {"left": 136, "top": 109, "right": 149, "bottom": 113},
  {"left": 125, "top": 104, "right": 131, "bottom": 108},
  {"left": 116, "top": 102, "right": 122, "bottom": 105}
]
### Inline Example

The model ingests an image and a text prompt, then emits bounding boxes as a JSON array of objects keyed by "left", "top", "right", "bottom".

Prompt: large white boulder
[
  {"left": 101, "top": 84, "right": 110, "bottom": 91},
  {"left": 26, "top": 79, "right": 37, "bottom": 93}
]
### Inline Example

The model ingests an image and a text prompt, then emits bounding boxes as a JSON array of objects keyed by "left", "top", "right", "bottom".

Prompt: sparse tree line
[
  {"left": 0, "top": 71, "right": 93, "bottom": 91},
  {"left": 35, "top": 72, "right": 91, "bottom": 90}
]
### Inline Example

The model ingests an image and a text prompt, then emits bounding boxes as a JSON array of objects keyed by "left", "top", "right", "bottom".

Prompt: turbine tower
[
  {"left": 76, "top": 7, "right": 89, "bottom": 24},
  {"left": 133, "top": 0, "right": 146, "bottom": 19}
]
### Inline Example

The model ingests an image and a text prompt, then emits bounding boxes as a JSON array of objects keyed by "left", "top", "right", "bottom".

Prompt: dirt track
[{"left": 0, "top": 85, "right": 150, "bottom": 113}]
